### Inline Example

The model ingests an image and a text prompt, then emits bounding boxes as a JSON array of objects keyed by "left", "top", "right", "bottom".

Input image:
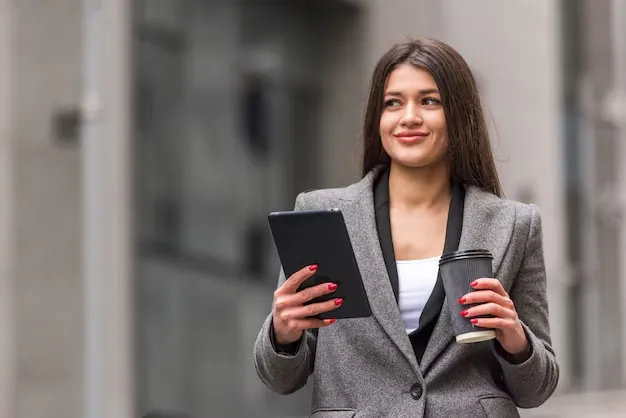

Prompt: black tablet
[{"left": 268, "top": 209, "right": 372, "bottom": 319}]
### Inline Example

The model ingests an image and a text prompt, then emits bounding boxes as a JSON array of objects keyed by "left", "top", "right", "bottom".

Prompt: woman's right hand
[{"left": 272, "top": 264, "right": 343, "bottom": 345}]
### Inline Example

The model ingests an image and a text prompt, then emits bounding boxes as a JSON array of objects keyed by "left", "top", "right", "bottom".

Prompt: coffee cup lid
[{"left": 439, "top": 249, "right": 493, "bottom": 265}]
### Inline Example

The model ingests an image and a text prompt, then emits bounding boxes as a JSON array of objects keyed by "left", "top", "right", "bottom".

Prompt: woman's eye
[
  {"left": 423, "top": 97, "right": 441, "bottom": 106},
  {"left": 384, "top": 99, "right": 401, "bottom": 108}
]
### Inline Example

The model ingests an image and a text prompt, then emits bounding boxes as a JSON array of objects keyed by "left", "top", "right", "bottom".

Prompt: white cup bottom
[{"left": 455, "top": 330, "right": 496, "bottom": 344}]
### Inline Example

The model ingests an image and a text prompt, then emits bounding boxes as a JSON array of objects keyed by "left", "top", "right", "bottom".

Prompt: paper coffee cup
[{"left": 439, "top": 249, "right": 496, "bottom": 344}]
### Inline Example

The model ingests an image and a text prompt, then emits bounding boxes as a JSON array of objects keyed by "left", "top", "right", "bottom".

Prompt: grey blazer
[{"left": 254, "top": 168, "right": 559, "bottom": 417}]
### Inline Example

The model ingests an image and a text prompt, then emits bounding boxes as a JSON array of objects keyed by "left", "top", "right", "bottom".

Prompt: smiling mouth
[{"left": 394, "top": 131, "right": 428, "bottom": 143}]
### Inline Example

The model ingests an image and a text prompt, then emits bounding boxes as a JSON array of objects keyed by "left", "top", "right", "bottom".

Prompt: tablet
[{"left": 268, "top": 208, "right": 372, "bottom": 319}]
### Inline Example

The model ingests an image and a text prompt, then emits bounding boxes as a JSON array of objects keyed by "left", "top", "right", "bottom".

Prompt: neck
[{"left": 388, "top": 161, "right": 451, "bottom": 211}]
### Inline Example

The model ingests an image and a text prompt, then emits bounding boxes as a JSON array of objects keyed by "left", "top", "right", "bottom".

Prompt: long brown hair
[{"left": 361, "top": 38, "right": 502, "bottom": 197}]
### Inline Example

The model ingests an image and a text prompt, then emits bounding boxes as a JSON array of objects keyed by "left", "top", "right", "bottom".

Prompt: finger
[
  {"left": 280, "top": 298, "right": 343, "bottom": 321},
  {"left": 274, "top": 282, "right": 337, "bottom": 312},
  {"left": 296, "top": 281, "right": 338, "bottom": 305},
  {"left": 460, "top": 290, "right": 514, "bottom": 309},
  {"left": 278, "top": 264, "right": 319, "bottom": 295},
  {"left": 461, "top": 302, "right": 514, "bottom": 320},
  {"left": 469, "top": 317, "right": 518, "bottom": 330},
  {"left": 293, "top": 317, "right": 337, "bottom": 330},
  {"left": 470, "top": 278, "right": 507, "bottom": 296}
]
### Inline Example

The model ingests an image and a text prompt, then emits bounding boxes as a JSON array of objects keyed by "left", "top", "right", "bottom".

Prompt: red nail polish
[
  {"left": 470, "top": 281, "right": 478, "bottom": 288},
  {"left": 334, "top": 298, "right": 343, "bottom": 306},
  {"left": 470, "top": 319, "right": 478, "bottom": 324},
  {"left": 328, "top": 283, "right": 338, "bottom": 291},
  {"left": 327, "top": 319, "right": 336, "bottom": 324},
  {"left": 309, "top": 264, "right": 318, "bottom": 271},
  {"left": 460, "top": 310, "right": 468, "bottom": 317},
  {"left": 458, "top": 297, "right": 466, "bottom": 304}
]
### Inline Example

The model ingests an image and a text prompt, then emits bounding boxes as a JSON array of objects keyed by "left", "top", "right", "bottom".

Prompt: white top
[{"left": 397, "top": 256, "right": 440, "bottom": 334}]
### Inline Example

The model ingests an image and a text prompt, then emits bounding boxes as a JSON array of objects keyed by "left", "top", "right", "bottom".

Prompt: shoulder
[
  {"left": 295, "top": 181, "right": 368, "bottom": 210},
  {"left": 294, "top": 171, "right": 378, "bottom": 210},
  {"left": 466, "top": 185, "right": 541, "bottom": 233}
]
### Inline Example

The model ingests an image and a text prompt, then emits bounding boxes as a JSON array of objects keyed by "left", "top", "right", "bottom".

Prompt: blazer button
[{"left": 410, "top": 383, "right": 423, "bottom": 400}]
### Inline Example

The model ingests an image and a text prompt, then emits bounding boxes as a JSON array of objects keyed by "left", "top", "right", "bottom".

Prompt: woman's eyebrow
[{"left": 384, "top": 88, "right": 440, "bottom": 96}]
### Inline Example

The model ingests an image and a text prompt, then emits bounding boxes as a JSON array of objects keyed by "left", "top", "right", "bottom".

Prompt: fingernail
[
  {"left": 470, "top": 281, "right": 478, "bottom": 288},
  {"left": 470, "top": 319, "right": 478, "bottom": 324},
  {"left": 309, "top": 264, "right": 318, "bottom": 271},
  {"left": 334, "top": 298, "right": 343, "bottom": 306},
  {"left": 460, "top": 310, "right": 468, "bottom": 317},
  {"left": 458, "top": 297, "right": 466, "bottom": 304},
  {"left": 327, "top": 319, "right": 336, "bottom": 324},
  {"left": 328, "top": 283, "right": 338, "bottom": 291}
]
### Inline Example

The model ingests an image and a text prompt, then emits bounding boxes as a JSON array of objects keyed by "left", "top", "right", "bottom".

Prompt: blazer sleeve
[
  {"left": 253, "top": 192, "right": 318, "bottom": 395},
  {"left": 493, "top": 203, "right": 560, "bottom": 408}
]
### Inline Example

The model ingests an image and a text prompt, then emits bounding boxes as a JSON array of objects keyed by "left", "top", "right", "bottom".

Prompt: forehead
[{"left": 384, "top": 64, "right": 438, "bottom": 93}]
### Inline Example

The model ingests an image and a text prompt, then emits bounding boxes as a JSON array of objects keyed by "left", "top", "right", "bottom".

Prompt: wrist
[
  {"left": 271, "top": 319, "right": 301, "bottom": 350},
  {"left": 274, "top": 326, "right": 300, "bottom": 346},
  {"left": 276, "top": 334, "right": 299, "bottom": 346},
  {"left": 507, "top": 343, "right": 531, "bottom": 364},
  {"left": 497, "top": 325, "right": 532, "bottom": 364},
  {"left": 507, "top": 324, "right": 530, "bottom": 355},
  {"left": 505, "top": 335, "right": 529, "bottom": 355},
  {"left": 508, "top": 340, "right": 530, "bottom": 356}
]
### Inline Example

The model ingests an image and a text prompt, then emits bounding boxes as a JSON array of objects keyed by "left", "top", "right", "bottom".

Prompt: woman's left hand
[{"left": 459, "top": 278, "right": 529, "bottom": 356}]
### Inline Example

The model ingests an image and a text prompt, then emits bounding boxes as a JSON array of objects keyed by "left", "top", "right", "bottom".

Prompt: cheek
[
  {"left": 426, "top": 112, "right": 447, "bottom": 135},
  {"left": 435, "top": 131, "right": 448, "bottom": 156},
  {"left": 379, "top": 115, "right": 397, "bottom": 150},
  {"left": 379, "top": 113, "right": 394, "bottom": 136}
]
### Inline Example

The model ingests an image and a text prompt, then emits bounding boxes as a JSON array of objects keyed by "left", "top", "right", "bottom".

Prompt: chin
[
  {"left": 389, "top": 151, "right": 434, "bottom": 168},
  {"left": 389, "top": 153, "right": 447, "bottom": 171},
  {"left": 394, "top": 160, "right": 432, "bottom": 170}
]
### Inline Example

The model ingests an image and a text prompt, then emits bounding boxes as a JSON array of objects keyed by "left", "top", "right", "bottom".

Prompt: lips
[{"left": 394, "top": 131, "right": 428, "bottom": 143}]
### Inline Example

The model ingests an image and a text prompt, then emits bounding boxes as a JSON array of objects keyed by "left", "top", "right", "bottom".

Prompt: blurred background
[{"left": 0, "top": 0, "right": 625, "bottom": 417}]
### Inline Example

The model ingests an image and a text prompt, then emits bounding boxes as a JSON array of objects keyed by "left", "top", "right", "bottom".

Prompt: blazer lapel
[
  {"left": 374, "top": 169, "right": 400, "bottom": 302},
  {"left": 419, "top": 185, "right": 516, "bottom": 374},
  {"left": 342, "top": 169, "right": 420, "bottom": 372}
]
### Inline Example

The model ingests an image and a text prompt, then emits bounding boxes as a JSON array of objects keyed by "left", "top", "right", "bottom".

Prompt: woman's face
[{"left": 379, "top": 64, "right": 448, "bottom": 170}]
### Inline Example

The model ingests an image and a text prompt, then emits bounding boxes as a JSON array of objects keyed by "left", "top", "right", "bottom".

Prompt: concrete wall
[
  {"left": 0, "top": 0, "right": 16, "bottom": 416},
  {"left": 577, "top": 0, "right": 625, "bottom": 390},
  {"left": 0, "top": 0, "right": 84, "bottom": 417},
  {"left": 613, "top": 0, "right": 626, "bottom": 388}
]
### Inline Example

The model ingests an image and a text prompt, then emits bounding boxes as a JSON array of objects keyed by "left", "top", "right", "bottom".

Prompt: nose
[{"left": 400, "top": 102, "right": 422, "bottom": 126}]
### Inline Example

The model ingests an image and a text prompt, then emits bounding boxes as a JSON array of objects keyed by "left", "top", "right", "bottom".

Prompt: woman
[{"left": 254, "top": 38, "right": 559, "bottom": 417}]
